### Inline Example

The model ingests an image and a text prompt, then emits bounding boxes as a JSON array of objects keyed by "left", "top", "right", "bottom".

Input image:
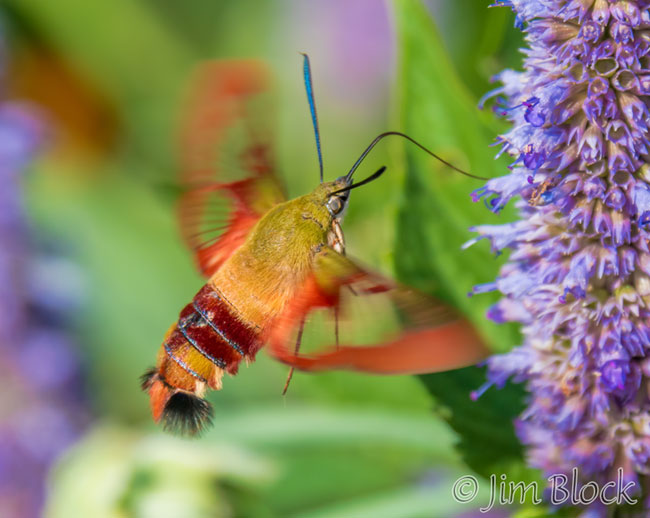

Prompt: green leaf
[
  {"left": 418, "top": 367, "right": 526, "bottom": 479},
  {"left": 427, "top": 0, "right": 520, "bottom": 99},
  {"left": 391, "top": 0, "right": 514, "bottom": 342},
  {"left": 391, "top": 0, "right": 527, "bottom": 478}
]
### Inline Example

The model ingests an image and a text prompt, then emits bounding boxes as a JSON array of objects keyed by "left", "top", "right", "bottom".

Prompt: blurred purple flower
[
  {"left": 0, "top": 104, "right": 44, "bottom": 347},
  {"left": 0, "top": 40, "right": 89, "bottom": 518},
  {"left": 291, "top": 0, "right": 391, "bottom": 105},
  {"left": 467, "top": 0, "right": 650, "bottom": 515}
]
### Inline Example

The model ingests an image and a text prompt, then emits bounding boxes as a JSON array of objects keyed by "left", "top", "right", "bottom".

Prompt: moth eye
[{"left": 327, "top": 197, "right": 343, "bottom": 215}]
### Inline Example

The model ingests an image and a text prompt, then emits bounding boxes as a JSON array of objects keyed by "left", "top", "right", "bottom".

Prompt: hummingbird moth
[{"left": 141, "top": 55, "right": 489, "bottom": 435}]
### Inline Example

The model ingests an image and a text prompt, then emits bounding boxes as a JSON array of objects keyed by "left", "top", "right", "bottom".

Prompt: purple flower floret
[{"left": 469, "top": 0, "right": 650, "bottom": 513}]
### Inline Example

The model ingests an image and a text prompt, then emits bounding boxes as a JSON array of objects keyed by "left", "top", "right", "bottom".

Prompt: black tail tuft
[
  {"left": 140, "top": 367, "right": 158, "bottom": 391},
  {"left": 161, "top": 392, "right": 214, "bottom": 437}
]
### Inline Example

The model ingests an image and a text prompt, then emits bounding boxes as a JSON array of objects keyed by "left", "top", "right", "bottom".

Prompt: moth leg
[
  {"left": 282, "top": 317, "right": 306, "bottom": 395},
  {"left": 334, "top": 306, "right": 340, "bottom": 350},
  {"left": 329, "top": 218, "right": 346, "bottom": 255}
]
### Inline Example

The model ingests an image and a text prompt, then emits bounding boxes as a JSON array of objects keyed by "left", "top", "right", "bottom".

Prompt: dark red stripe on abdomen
[
  {"left": 165, "top": 284, "right": 262, "bottom": 377},
  {"left": 192, "top": 285, "right": 262, "bottom": 357},
  {"left": 177, "top": 303, "right": 243, "bottom": 374}
]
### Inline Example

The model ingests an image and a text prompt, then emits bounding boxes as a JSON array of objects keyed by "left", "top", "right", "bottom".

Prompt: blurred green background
[{"left": 1, "top": 0, "right": 531, "bottom": 516}]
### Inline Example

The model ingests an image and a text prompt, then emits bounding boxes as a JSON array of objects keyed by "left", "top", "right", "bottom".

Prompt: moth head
[{"left": 325, "top": 176, "right": 352, "bottom": 217}]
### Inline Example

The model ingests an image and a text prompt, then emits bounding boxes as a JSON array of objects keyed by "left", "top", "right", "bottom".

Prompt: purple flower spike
[{"left": 466, "top": 1, "right": 650, "bottom": 514}]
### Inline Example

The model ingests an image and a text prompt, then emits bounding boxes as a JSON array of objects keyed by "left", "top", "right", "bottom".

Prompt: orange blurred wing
[
  {"left": 179, "top": 60, "right": 286, "bottom": 277},
  {"left": 267, "top": 248, "right": 489, "bottom": 374}
]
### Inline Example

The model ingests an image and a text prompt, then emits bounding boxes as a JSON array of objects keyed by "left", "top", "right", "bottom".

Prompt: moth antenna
[
  {"left": 332, "top": 166, "right": 387, "bottom": 195},
  {"left": 346, "top": 131, "right": 489, "bottom": 182},
  {"left": 301, "top": 53, "right": 324, "bottom": 183}
]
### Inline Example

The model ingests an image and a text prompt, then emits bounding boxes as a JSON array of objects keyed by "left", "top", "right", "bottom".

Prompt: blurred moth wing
[
  {"left": 178, "top": 60, "right": 286, "bottom": 277},
  {"left": 268, "top": 247, "right": 488, "bottom": 375}
]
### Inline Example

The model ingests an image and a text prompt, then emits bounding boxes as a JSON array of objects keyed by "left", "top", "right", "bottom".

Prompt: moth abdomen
[{"left": 142, "top": 283, "right": 263, "bottom": 433}]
